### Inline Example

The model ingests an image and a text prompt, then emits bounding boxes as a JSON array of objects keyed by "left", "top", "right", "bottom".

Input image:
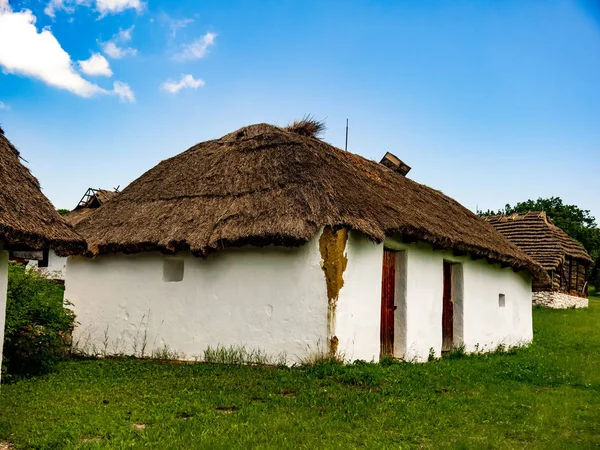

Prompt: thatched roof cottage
[
  {"left": 0, "top": 127, "right": 85, "bottom": 381},
  {"left": 67, "top": 121, "right": 545, "bottom": 363},
  {"left": 487, "top": 212, "right": 592, "bottom": 308}
]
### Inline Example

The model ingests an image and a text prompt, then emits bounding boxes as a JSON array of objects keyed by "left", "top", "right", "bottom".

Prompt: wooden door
[
  {"left": 442, "top": 261, "right": 453, "bottom": 352},
  {"left": 380, "top": 249, "right": 396, "bottom": 357}
]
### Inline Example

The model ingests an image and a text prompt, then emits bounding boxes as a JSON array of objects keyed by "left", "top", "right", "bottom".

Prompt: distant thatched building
[
  {"left": 486, "top": 212, "right": 592, "bottom": 308},
  {"left": 66, "top": 121, "right": 545, "bottom": 363},
  {"left": 0, "top": 127, "right": 85, "bottom": 381},
  {"left": 28, "top": 188, "right": 118, "bottom": 280},
  {"left": 64, "top": 188, "right": 119, "bottom": 227}
]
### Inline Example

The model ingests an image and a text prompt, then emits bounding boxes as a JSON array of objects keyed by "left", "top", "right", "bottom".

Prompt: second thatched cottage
[
  {"left": 0, "top": 128, "right": 85, "bottom": 382},
  {"left": 487, "top": 212, "right": 592, "bottom": 308},
  {"left": 66, "top": 121, "right": 546, "bottom": 363}
]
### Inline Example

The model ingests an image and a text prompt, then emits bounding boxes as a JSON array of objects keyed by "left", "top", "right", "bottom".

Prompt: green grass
[{"left": 2, "top": 301, "right": 600, "bottom": 449}]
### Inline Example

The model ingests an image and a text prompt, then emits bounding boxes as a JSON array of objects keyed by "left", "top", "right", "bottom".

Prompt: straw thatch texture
[
  {"left": 75, "top": 123, "right": 545, "bottom": 281},
  {"left": 64, "top": 189, "right": 118, "bottom": 226},
  {"left": 0, "top": 130, "right": 85, "bottom": 255},
  {"left": 486, "top": 212, "right": 592, "bottom": 270}
]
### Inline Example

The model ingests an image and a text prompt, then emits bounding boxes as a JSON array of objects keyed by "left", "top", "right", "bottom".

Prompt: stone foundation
[{"left": 532, "top": 291, "right": 588, "bottom": 309}]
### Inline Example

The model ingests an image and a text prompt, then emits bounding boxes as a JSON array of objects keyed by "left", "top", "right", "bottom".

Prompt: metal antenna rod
[{"left": 345, "top": 118, "right": 349, "bottom": 151}]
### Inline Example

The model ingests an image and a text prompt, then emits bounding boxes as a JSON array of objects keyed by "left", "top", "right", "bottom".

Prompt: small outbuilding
[
  {"left": 67, "top": 121, "right": 546, "bottom": 363},
  {"left": 0, "top": 128, "right": 85, "bottom": 381},
  {"left": 487, "top": 212, "right": 592, "bottom": 308}
]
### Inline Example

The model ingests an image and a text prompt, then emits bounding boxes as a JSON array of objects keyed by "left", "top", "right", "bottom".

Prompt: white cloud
[
  {"left": 113, "top": 80, "right": 134, "bottom": 102},
  {"left": 101, "top": 26, "right": 137, "bottom": 59},
  {"left": 168, "top": 17, "right": 194, "bottom": 38},
  {"left": 160, "top": 74, "right": 205, "bottom": 94},
  {"left": 44, "top": 0, "right": 142, "bottom": 18},
  {"left": 79, "top": 52, "right": 112, "bottom": 77},
  {"left": 102, "top": 41, "right": 137, "bottom": 58},
  {"left": 96, "top": 0, "right": 143, "bottom": 15},
  {"left": 175, "top": 32, "right": 216, "bottom": 61},
  {"left": 0, "top": 4, "right": 106, "bottom": 97},
  {"left": 44, "top": 0, "right": 89, "bottom": 18},
  {"left": 0, "top": 101, "right": 10, "bottom": 110}
]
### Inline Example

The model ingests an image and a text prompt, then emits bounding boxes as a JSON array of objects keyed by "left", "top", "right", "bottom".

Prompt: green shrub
[{"left": 2, "top": 262, "right": 75, "bottom": 380}]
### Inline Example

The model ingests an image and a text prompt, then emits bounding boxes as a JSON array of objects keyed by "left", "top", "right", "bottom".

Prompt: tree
[{"left": 56, "top": 209, "right": 70, "bottom": 216}]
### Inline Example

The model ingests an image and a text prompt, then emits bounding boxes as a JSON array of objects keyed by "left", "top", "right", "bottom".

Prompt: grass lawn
[{"left": 1, "top": 301, "right": 600, "bottom": 449}]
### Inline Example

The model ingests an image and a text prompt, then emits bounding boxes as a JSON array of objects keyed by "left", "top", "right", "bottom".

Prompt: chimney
[{"left": 380, "top": 152, "right": 411, "bottom": 177}]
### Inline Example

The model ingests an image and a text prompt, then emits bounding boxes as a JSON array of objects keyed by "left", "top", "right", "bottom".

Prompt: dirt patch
[
  {"left": 0, "top": 441, "right": 14, "bottom": 450},
  {"left": 215, "top": 406, "right": 238, "bottom": 414}
]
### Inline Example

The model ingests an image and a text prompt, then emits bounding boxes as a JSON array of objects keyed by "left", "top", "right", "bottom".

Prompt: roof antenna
[{"left": 345, "top": 118, "right": 349, "bottom": 151}]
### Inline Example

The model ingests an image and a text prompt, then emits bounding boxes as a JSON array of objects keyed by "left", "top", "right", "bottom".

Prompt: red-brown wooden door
[
  {"left": 442, "top": 261, "right": 453, "bottom": 352},
  {"left": 380, "top": 249, "right": 396, "bottom": 357}
]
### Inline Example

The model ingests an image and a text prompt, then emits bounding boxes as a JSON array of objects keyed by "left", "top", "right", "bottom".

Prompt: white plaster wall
[
  {"left": 66, "top": 234, "right": 329, "bottom": 365},
  {"left": 461, "top": 259, "right": 532, "bottom": 353},
  {"left": 383, "top": 237, "right": 533, "bottom": 362},
  {"left": 404, "top": 243, "right": 445, "bottom": 361},
  {"left": 28, "top": 250, "right": 67, "bottom": 280},
  {"left": 334, "top": 232, "right": 383, "bottom": 362},
  {"left": 0, "top": 242, "right": 8, "bottom": 383}
]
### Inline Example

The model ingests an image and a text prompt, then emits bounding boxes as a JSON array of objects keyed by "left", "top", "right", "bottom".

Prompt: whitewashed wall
[
  {"left": 65, "top": 230, "right": 533, "bottom": 366},
  {"left": 28, "top": 250, "right": 67, "bottom": 280},
  {"left": 0, "top": 242, "right": 8, "bottom": 383},
  {"left": 385, "top": 238, "right": 532, "bottom": 362},
  {"left": 461, "top": 256, "right": 532, "bottom": 352},
  {"left": 334, "top": 232, "right": 382, "bottom": 362},
  {"left": 66, "top": 233, "right": 331, "bottom": 364}
]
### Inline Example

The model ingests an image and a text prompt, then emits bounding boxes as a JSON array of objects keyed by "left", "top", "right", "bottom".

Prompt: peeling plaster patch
[{"left": 319, "top": 226, "right": 348, "bottom": 356}]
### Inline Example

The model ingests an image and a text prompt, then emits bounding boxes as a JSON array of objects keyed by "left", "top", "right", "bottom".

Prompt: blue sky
[{"left": 1, "top": 0, "right": 599, "bottom": 219}]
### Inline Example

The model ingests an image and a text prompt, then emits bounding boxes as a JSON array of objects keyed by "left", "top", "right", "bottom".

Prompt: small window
[
  {"left": 498, "top": 293, "right": 506, "bottom": 308},
  {"left": 163, "top": 259, "right": 184, "bottom": 282}
]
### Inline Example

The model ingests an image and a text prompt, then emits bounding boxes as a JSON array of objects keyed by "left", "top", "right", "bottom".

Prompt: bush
[{"left": 2, "top": 262, "right": 75, "bottom": 380}]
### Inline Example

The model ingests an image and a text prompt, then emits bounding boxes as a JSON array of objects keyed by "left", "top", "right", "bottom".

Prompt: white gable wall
[
  {"left": 66, "top": 233, "right": 329, "bottom": 364},
  {"left": 461, "top": 259, "right": 532, "bottom": 352},
  {"left": 0, "top": 242, "right": 8, "bottom": 383}
]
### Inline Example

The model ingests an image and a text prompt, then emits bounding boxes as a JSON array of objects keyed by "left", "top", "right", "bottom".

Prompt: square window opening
[
  {"left": 498, "top": 293, "right": 506, "bottom": 308},
  {"left": 163, "top": 259, "right": 184, "bottom": 282}
]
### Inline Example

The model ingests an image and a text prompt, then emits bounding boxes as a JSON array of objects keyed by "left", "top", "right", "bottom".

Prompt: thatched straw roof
[
  {"left": 75, "top": 122, "right": 546, "bottom": 281},
  {"left": 486, "top": 212, "right": 592, "bottom": 270},
  {"left": 0, "top": 128, "right": 86, "bottom": 255},
  {"left": 64, "top": 188, "right": 119, "bottom": 226}
]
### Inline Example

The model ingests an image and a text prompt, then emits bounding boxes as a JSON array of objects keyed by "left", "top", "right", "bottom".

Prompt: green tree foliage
[
  {"left": 56, "top": 209, "right": 70, "bottom": 216},
  {"left": 2, "top": 263, "right": 75, "bottom": 381}
]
